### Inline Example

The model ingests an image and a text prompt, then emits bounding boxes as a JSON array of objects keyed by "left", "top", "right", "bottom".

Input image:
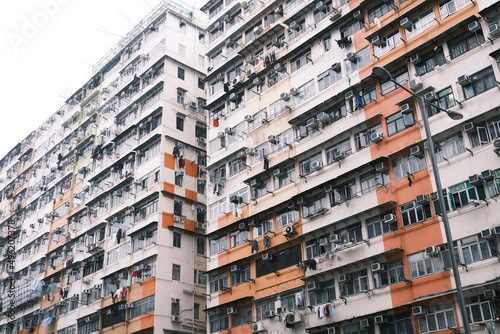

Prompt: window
[
  {"left": 340, "top": 20, "right": 363, "bottom": 39},
  {"left": 255, "top": 297, "right": 276, "bottom": 321},
  {"left": 271, "top": 129, "right": 293, "bottom": 152},
  {"left": 405, "top": 10, "right": 436, "bottom": 39},
  {"left": 175, "top": 117, "right": 186, "bottom": 134},
  {"left": 230, "top": 264, "right": 250, "bottom": 286},
  {"left": 400, "top": 200, "right": 432, "bottom": 226},
  {"left": 339, "top": 269, "right": 368, "bottom": 297},
  {"left": 251, "top": 178, "right": 271, "bottom": 199},
  {"left": 255, "top": 244, "right": 302, "bottom": 277},
  {"left": 368, "top": 0, "right": 394, "bottom": 23},
  {"left": 302, "top": 193, "right": 328, "bottom": 218},
  {"left": 355, "top": 123, "right": 383, "bottom": 150},
  {"left": 393, "top": 154, "right": 426, "bottom": 181},
  {"left": 330, "top": 179, "right": 357, "bottom": 206},
  {"left": 173, "top": 232, "right": 181, "bottom": 248},
  {"left": 198, "top": 77, "right": 205, "bottom": 89},
  {"left": 209, "top": 199, "right": 226, "bottom": 220},
  {"left": 210, "top": 235, "right": 228, "bottom": 255},
  {"left": 417, "top": 302, "right": 456, "bottom": 333},
  {"left": 208, "top": 0, "right": 223, "bottom": 18},
  {"left": 177, "top": 67, "right": 185, "bottom": 80},
  {"left": 415, "top": 47, "right": 446, "bottom": 77},
  {"left": 439, "top": 0, "right": 470, "bottom": 19},
  {"left": 228, "top": 157, "right": 246, "bottom": 177},
  {"left": 306, "top": 234, "right": 332, "bottom": 259},
  {"left": 362, "top": 85, "right": 377, "bottom": 105},
  {"left": 379, "top": 313, "right": 414, "bottom": 334},
  {"left": 462, "top": 66, "right": 496, "bottom": 100},
  {"left": 468, "top": 114, "right": 500, "bottom": 148},
  {"left": 268, "top": 99, "right": 290, "bottom": 119},
  {"left": 380, "top": 66, "right": 409, "bottom": 95},
  {"left": 366, "top": 213, "right": 395, "bottom": 238},
  {"left": 408, "top": 251, "right": 442, "bottom": 279},
  {"left": 386, "top": 111, "right": 415, "bottom": 136},
  {"left": 458, "top": 234, "right": 495, "bottom": 265},
  {"left": 288, "top": 18, "right": 306, "bottom": 41},
  {"left": 374, "top": 30, "right": 402, "bottom": 57},
  {"left": 448, "top": 29, "right": 485, "bottom": 59},
  {"left": 433, "top": 133, "right": 465, "bottom": 163},
  {"left": 427, "top": 87, "right": 456, "bottom": 117},
  {"left": 334, "top": 222, "right": 362, "bottom": 245},
  {"left": 274, "top": 165, "right": 295, "bottom": 189},
  {"left": 325, "top": 139, "right": 352, "bottom": 164},
  {"left": 171, "top": 298, "right": 180, "bottom": 316},
  {"left": 360, "top": 169, "right": 390, "bottom": 194},
  {"left": 248, "top": 108, "right": 268, "bottom": 132},
  {"left": 299, "top": 152, "right": 323, "bottom": 176},
  {"left": 253, "top": 217, "right": 274, "bottom": 237},
  {"left": 346, "top": 47, "right": 371, "bottom": 74},
  {"left": 197, "top": 238, "right": 205, "bottom": 255},
  {"left": 449, "top": 181, "right": 486, "bottom": 209},
  {"left": 372, "top": 259, "right": 405, "bottom": 288},
  {"left": 318, "top": 68, "right": 342, "bottom": 91},
  {"left": 309, "top": 280, "right": 336, "bottom": 305},
  {"left": 247, "top": 79, "right": 266, "bottom": 100},
  {"left": 232, "top": 305, "right": 252, "bottom": 327},
  {"left": 486, "top": 169, "right": 500, "bottom": 196},
  {"left": 466, "top": 295, "right": 495, "bottom": 324},
  {"left": 209, "top": 272, "right": 228, "bottom": 293},
  {"left": 291, "top": 48, "right": 312, "bottom": 73},
  {"left": 195, "top": 269, "right": 207, "bottom": 285},
  {"left": 178, "top": 44, "right": 185, "bottom": 56},
  {"left": 229, "top": 188, "right": 248, "bottom": 210},
  {"left": 324, "top": 36, "right": 332, "bottom": 50},
  {"left": 172, "top": 264, "right": 181, "bottom": 281},
  {"left": 177, "top": 91, "right": 185, "bottom": 105},
  {"left": 209, "top": 79, "right": 223, "bottom": 96},
  {"left": 293, "top": 80, "right": 315, "bottom": 105},
  {"left": 194, "top": 303, "right": 200, "bottom": 319},
  {"left": 210, "top": 312, "right": 229, "bottom": 333},
  {"left": 230, "top": 230, "right": 249, "bottom": 248}
]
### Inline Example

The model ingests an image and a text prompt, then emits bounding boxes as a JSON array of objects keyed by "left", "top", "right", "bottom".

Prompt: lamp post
[{"left": 372, "top": 66, "right": 471, "bottom": 334}]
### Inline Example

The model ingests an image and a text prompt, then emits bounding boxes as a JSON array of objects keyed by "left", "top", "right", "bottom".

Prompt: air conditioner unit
[
  {"left": 425, "top": 246, "right": 439, "bottom": 256},
  {"left": 489, "top": 24, "right": 500, "bottom": 37},
  {"left": 371, "top": 263, "right": 385, "bottom": 272},
  {"left": 230, "top": 195, "right": 240, "bottom": 204},
  {"left": 481, "top": 229, "right": 494, "bottom": 239},
  {"left": 171, "top": 315, "right": 182, "bottom": 323},
  {"left": 306, "top": 118, "right": 319, "bottom": 129},
  {"left": 195, "top": 222, "right": 204, "bottom": 229},
  {"left": 246, "top": 148, "right": 256, "bottom": 156},
  {"left": 317, "top": 112, "right": 329, "bottom": 124},
  {"left": 197, "top": 137, "right": 206, "bottom": 146},
  {"left": 227, "top": 307, "right": 237, "bottom": 315},
  {"left": 311, "top": 161, "right": 323, "bottom": 171},
  {"left": 171, "top": 298, "right": 180, "bottom": 304},
  {"left": 307, "top": 281, "right": 319, "bottom": 290},
  {"left": 463, "top": 122, "right": 475, "bottom": 133},
  {"left": 374, "top": 315, "right": 386, "bottom": 324},
  {"left": 352, "top": 9, "right": 362, "bottom": 19},
  {"left": 253, "top": 322, "right": 265, "bottom": 333},
  {"left": 410, "top": 146, "right": 423, "bottom": 158},
  {"left": 289, "top": 20, "right": 300, "bottom": 31},
  {"left": 287, "top": 201, "right": 295, "bottom": 209},
  {"left": 229, "top": 92, "right": 237, "bottom": 101},
  {"left": 458, "top": 75, "right": 471, "bottom": 86},
  {"left": 118, "top": 304, "right": 127, "bottom": 310},
  {"left": 244, "top": 115, "right": 254, "bottom": 122},
  {"left": 409, "top": 54, "right": 420, "bottom": 64},
  {"left": 175, "top": 171, "right": 185, "bottom": 177},
  {"left": 412, "top": 306, "right": 426, "bottom": 316},
  {"left": 188, "top": 101, "right": 197, "bottom": 110},
  {"left": 268, "top": 135, "right": 277, "bottom": 144},
  {"left": 316, "top": 1, "right": 325, "bottom": 10},
  {"left": 481, "top": 169, "right": 495, "bottom": 181},
  {"left": 334, "top": 151, "right": 345, "bottom": 161},
  {"left": 328, "top": 327, "right": 339, "bottom": 334},
  {"left": 371, "top": 35, "right": 382, "bottom": 46},
  {"left": 262, "top": 253, "right": 273, "bottom": 261},
  {"left": 331, "top": 62, "right": 341, "bottom": 73},
  {"left": 338, "top": 273, "right": 352, "bottom": 283},
  {"left": 290, "top": 87, "right": 299, "bottom": 95},
  {"left": 280, "top": 92, "right": 290, "bottom": 101},
  {"left": 375, "top": 162, "right": 388, "bottom": 172},
  {"left": 237, "top": 151, "right": 246, "bottom": 159},
  {"left": 284, "top": 225, "right": 295, "bottom": 236},
  {"left": 344, "top": 90, "right": 354, "bottom": 100},
  {"left": 468, "top": 21, "right": 480, "bottom": 32},
  {"left": 319, "top": 237, "right": 329, "bottom": 246},
  {"left": 330, "top": 8, "right": 341, "bottom": 21},
  {"left": 231, "top": 265, "right": 240, "bottom": 272},
  {"left": 400, "top": 17, "right": 412, "bottom": 29},
  {"left": 384, "top": 213, "right": 397, "bottom": 224},
  {"left": 330, "top": 234, "right": 341, "bottom": 243},
  {"left": 346, "top": 52, "right": 357, "bottom": 62},
  {"left": 249, "top": 179, "right": 258, "bottom": 187},
  {"left": 247, "top": 219, "right": 255, "bottom": 226},
  {"left": 324, "top": 184, "right": 333, "bottom": 193},
  {"left": 370, "top": 132, "right": 384, "bottom": 143},
  {"left": 264, "top": 310, "right": 276, "bottom": 318},
  {"left": 287, "top": 312, "right": 302, "bottom": 324},
  {"left": 247, "top": 67, "right": 255, "bottom": 77},
  {"left": 468, "top": 174, "right": 482, "bottom": 185},
  {"left": 424, "top": 91, "right": 436, "bottom": 102},
  {"left": 296, "top": 197, "right": 304, "bottom": 204},
  {"left": 484, "top": 289, "right": 496, "bottom": 299},
  {"left": 254, "top": 25, "right": 264, "bottom": 34},
  {"left": 239, "top": 222, "right": 246, "bottom": 230},
  {"left": 400, "top": 103, "right": 412, "bottom": 114},
  {"left": 273, "top": 168, "right": 284, "bottom": 177},
  {"left": 416, "top": 194, "right": 429, "bottom": 205},
  {"left": 360, "top": 319, "right": 370, "bottom": 328}
]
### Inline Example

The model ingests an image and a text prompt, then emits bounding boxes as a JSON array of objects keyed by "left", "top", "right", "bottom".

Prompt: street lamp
[{"left": 371, "top": 66, "right": 470, "bottom": 334}]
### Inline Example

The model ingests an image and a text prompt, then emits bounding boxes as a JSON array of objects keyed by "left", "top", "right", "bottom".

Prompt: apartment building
[
  {"left": 0, "top": 2, "right": 209, "bottom": 334},
  {"left": 201, "top": 0, "right": 500, "bottom": 332}
]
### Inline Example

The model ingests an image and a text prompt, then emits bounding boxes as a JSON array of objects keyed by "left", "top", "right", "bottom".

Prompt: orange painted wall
[
  {"left": 164, "top": 153, "right": 175, "bottom": 170},
  {"left": 162, "top": 212, "right": 174, "bottom": 229},
  {"left": 185, "top": 160, "right": 198, "bottom": 178},
  {"left": 185, "top": 189, "right": 197, "bottom": 202}
]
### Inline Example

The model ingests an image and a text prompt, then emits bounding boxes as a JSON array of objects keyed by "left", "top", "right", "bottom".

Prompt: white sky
[{"left": 0, "top": 0, "right": 201, "bottom": 158}]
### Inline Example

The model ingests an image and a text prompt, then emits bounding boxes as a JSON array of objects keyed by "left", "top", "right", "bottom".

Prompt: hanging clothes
[
  {"left": 213, "top": 118, "right": 219, "bottom": 127},
  {"left": 237, "top": 208, "right": 242, "bottom": 218},
  {"left": 324, "top": 304, "right": 330, "bottom": 318},
  {"left": 116, "top": 228, "right": 122, "bottom": 244},
  {"left": 295, "top": 291, "right": 304, "bottom": 307},
  {"left": 223, "top": 82, "right": 230, "bottom": 92},
  {"left": 131, "top": 269, "right": 137, "bottom": 278},
  {"left": 251, "top": 240, "right": 259, "bottom": 253},
  {"left": 355, "top": 95, "right": 364, "bottom": 109},
  {"left": 263, "top": 157, "right": 269, "bottom": 170},
  {"left": 328, "top": 304, "right": 334, "bottom": 318},
  {"left": 263, "top": 235, "right": 271, "bottom": 249},
  {"left": 317, "top": 305, "right": 322, "bottom": 319}
]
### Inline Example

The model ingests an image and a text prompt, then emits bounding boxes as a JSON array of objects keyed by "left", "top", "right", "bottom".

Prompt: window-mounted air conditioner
[
  {"left": 423, "top": 91, "right": 436, "bottom": 102},
  {"left": 371, "top": 35, "right": 382, "bottom": 46},
  {"left": 371, "top": 263, "right": 385, "bottom": 272},
  {"left": 400, "top": 17, "right": 412, "bottom": 29},
  {"left": 457, "top": 75, "right": 471, "bottom": 86},
  {"left": 370, "top": 132, "right": 384, "bottom": 143},
  {"left": 412, "top": 306, "right": 426, "bottom": 316},
  {"left": 400, "top": 103, "right": 412, "bottom": 114},
  {"left": 376, "top": 162, "right": 388, "bottom": 172},
  {"left": 410, "top": 146, "right": 423, "bottom": 158},
  {"left": 346, "top": 52, "right": 357, "bottom": 62},
  {"left": 468, "top": 21, "right": 480, "bottom": 32},
  {"left": 425, "top": 246, "right": 439, "bottom": 256}
]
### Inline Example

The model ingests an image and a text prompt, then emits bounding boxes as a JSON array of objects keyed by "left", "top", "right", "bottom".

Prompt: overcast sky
[{"left": 0, "top": 0, "right": 200, "bottom": 158}]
